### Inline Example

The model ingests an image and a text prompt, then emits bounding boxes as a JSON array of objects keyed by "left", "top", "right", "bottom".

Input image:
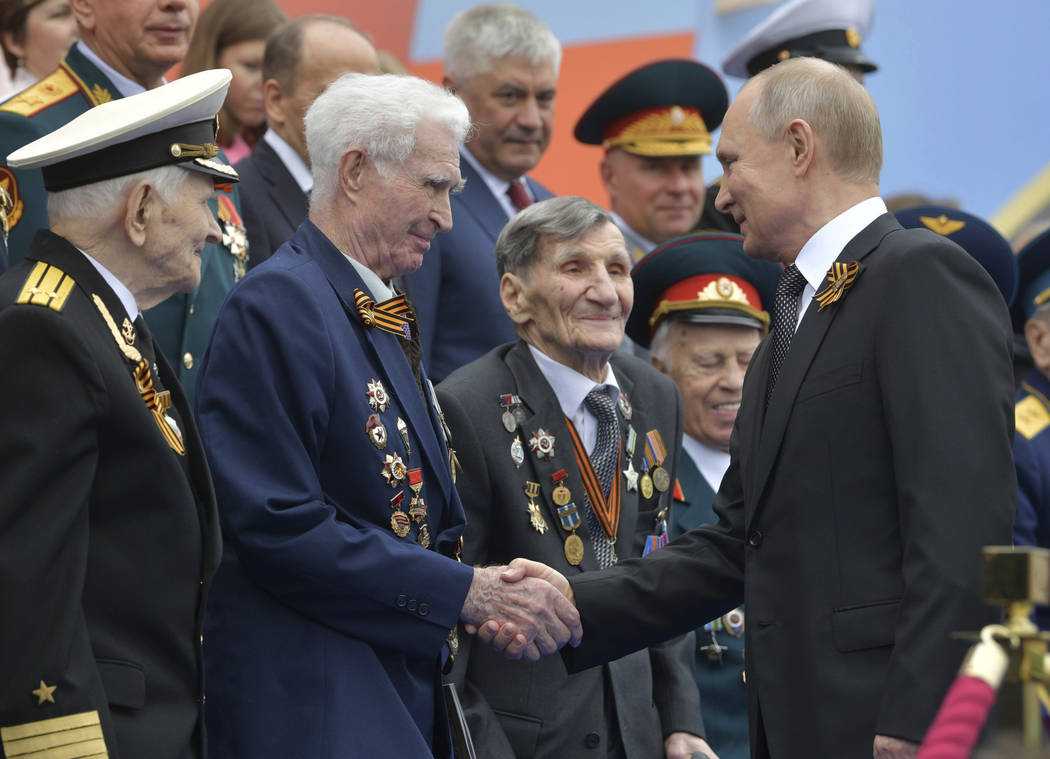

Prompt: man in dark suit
[
  {"left": 0, "top": 0, "right": 247, "bottom": 404},
  {"left": 196, "top": 73, "right": 580, "bottom": 759},
  {"left": 406, "top": 3, "right": 558, "bottom": 383},
  {"left": 237, "top": 15, "right": 379, "bottom": 268},
  {"left": 491, "top": 57, "right": 1015, "bottom": 759},
  {"left": 0, "top": 69, "right": 232, "bottom": 759},
  {"left": 439, "top": 196, "right": 714, "bottom": 759}
]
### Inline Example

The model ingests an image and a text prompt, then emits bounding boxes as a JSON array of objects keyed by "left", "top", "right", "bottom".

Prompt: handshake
[{"left": 459, "top": 559, "right": 580, "bottom": 661}]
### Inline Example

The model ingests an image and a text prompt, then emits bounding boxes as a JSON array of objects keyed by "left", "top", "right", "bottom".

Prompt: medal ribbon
[
  {"left": 353, "top": 288, "right": 414, "bottom": 339},
  {"left": 564, "top": 418, "right": 621, "bottom": 539},
  {"left": 643, "top": 429, "right": 667, "bottom": 470}
]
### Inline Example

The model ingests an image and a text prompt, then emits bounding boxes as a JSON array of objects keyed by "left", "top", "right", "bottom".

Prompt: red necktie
[{"left": 507, "top": 181, "right": 532, "bottom": 212}]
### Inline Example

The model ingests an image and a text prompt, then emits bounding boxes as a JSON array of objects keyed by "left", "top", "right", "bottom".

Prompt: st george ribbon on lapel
[{"left": 766, "top": 263, "right": 807, "bottom": 406}]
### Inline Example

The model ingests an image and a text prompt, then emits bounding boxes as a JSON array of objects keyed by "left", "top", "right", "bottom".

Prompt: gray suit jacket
[{"left": 439, "top": 341, "right": 703, "bottom": 758}]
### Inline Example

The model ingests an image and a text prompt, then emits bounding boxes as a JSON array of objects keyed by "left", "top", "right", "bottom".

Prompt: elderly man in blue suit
[
  {"left": 196, "top": 72, "right": 581, "bottom": 758},
  {"left": 405, "top": 2, "right": 558, "bottom": 383}
]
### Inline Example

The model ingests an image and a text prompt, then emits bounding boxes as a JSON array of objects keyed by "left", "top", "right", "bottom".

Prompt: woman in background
[
  {"left": 182, "top": 0, "right": 286, "bottom": 164},
  {"left": 0, "top": 0, "right": 78, "bottom": 98}
]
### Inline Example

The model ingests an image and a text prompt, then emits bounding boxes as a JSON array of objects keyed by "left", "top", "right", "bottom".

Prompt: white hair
[
  {"left": 47, "top": 165, "right": 189, "bottom": 223},
  {"left": 443, "top": 2, "right": 561, "bottom": 83},
  {"left": 649, "top": 320, "right": 677, "bottom": 368},
  {"left": 304, "top": 72, "right": 471, "bottom": 206}
]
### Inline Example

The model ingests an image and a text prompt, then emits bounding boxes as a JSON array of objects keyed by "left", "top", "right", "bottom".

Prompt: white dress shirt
[
  {"left": 682, "top": 434, "right": 731, "bottom": 493},
  {"left": 461, "top": 146, "right": 534, "bottom": 220},
  {"left": 263, "top": 129, "right": 312, "bottom": 195}
]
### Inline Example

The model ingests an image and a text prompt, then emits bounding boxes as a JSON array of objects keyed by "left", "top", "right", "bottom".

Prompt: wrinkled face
[
  {"left": 273, "top": 23, "right": 379, "bottom": 162},
  {"left": 75, "top": 0, "right": 198, "bottom": 86},
  {"left": 351, "top": 122, "right": 462, "bottom": 280},
  {"left": 144, "top": 172, "right": 220, "bottom": 296},
  {"left": 452, "top": 55, "right": 556, "bottom": 182},
  {"left": 218, "top": 39, "right": 266, "bottom": 131},
  {"left": 602, "top": 150, "right": 704, "bottom": 245},
  {"left": 659, "top": 322, "right": 760, "bottom": 451},
  {"left": 714, "top": 84, "right": 798, "bottom": 263},
  {"left": 12, "top": 0, "right": 78, "bottom": 79},
  {"left": 508, "top": 222, "right": 633, "bottom": 371}
]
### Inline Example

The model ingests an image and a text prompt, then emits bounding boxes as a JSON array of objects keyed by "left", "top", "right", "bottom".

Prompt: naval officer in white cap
[{"left": 0, "top": 69, "right": 235, "bottom": 759}]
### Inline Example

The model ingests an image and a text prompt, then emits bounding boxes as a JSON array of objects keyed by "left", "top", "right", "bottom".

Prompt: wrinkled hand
[
  {"left": 873, "top": 734, "right": 918, "bottom": 759},
  {"left": 460, "top": 565, "right": 581, "bottom": 661},
  {"left": 665, "top": 731, "right": 719, "bottom": 759}
]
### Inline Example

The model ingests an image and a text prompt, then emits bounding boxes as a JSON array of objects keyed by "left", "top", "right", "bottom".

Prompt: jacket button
[
  {"left": 396, "top": 594, "right": 407, "bottom": 607},
  {"left": 419, "top": 602, "right": 429, "bottom": 616},
  {"left": 183, "top": 352, "right": 194, "bottom": 370},
  {"left": 407, "top": 599, "right": 418, "bottom": 612},
  {"left": 747, "top": 531, "right": 763, "bottom": 547},
  {"left": 584, "top": 732, "right": 600, "bottom": 749}
]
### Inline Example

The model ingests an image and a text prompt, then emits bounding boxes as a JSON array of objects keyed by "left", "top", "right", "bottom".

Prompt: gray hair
[
  {"left": 47, "top": 165, "right": 189, "bottom": 223},
  {"left": 649, "top": 320, "right": 677, "bottom": 368},
  {"left": 748, "top": 57, "right": 882, "bottom": 184},
  {"left": 304, "top": 73, "right": 471, "bottom": 206},
  {"left": 495, "top": 195, "right": 613, "bottom": 277},
  {"left": 443, "top": 3, "right": 561, "bottom": 84}
]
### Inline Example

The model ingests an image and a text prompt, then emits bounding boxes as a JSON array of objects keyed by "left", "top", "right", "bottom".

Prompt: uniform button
[
  {"left": 200, "top": 635, "right": 204, "bottom": 646},
  {"left": 396, "top": 594, "right": 407, "bottom": 607},
  {"left": 183, "top": 352, "right": 194, "bottom": 370},
  {"left": 419, "top": 603, "right": 429, "bottom": 616},
  {"left": 189, "top": 303, "right": 196, "bottom": 314},
  {"left": 201, "top": 694, "right": 206, "bottom": 704},
  {"left": 584, "top": 732, "right": 600, "bottom": 749},
  {"left": 407, "top": 599, "right": 418, "bottom": 612},
  {"left": 747, "top": 531, "right": 763, "bottom": 547}
]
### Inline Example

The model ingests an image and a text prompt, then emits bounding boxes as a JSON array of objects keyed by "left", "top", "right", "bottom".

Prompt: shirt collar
[
  {"left": 794, "top": 196, "right": 887, "bottom": 290},
  {"left": 527, "top": 343, "right": 620, "bottom": 418},
  {"left": 76, "top": 40, "right": 158, "bottom": 97},
  {"left": 682, "top": 434, "right": 731, "bottom": 492},
  {"left": 342, "top": 254, "right": 395, "bottom": 300},
  {"left": 263, "top": 129, "right": 312, "bottom": 194},
  {"left": 460, "top": 146, "right": 531, "bottom": 219},
  {"left": 80, "top": 248, "right": 139, "bottom": 321}
]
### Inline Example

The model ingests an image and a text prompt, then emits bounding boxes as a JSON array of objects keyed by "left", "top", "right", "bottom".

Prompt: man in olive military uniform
[
  {"left": 0, "top": 70, "right": 234, "bottom": 759},
  {"left": 0, "top": 0, "right": 246, "bottom": 404}
]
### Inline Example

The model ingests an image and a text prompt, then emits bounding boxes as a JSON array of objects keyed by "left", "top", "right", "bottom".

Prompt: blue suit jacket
[
  {"left": 405, "top": 154, "right": 554, "bottom": 382},
  {"left": 196, "top": 220, "right": 474, "bottom": 758}
]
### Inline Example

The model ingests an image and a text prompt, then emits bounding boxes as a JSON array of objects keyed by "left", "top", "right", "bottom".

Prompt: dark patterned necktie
[
  {"left": 583, "top": 387, "right": 620, "bottom": 569},
  {"left": 766, "top": 263, "right": 808, "bottom": 406},
  {"left": 506, "top": 181, "right": 532, "bottom": 212}
]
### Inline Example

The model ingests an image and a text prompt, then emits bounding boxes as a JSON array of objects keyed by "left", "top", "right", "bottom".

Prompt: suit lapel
[
  {"left": 749, "top": 214, "right": 900, "bottom": 519},
  {"left": 454, "top": 156, "right": 511, "bottom": 242},
  {"left": 296, "top": 222, "right": 455, "bottom": 505},
  {"left": 505, "top": 342, "right": 602, "bottom": 572},
  {"left": 256, "top": 140, "right": 308, "bottom": 231},
  {"left": 671, "top": 450, "right": 718, "bottom": 535}
]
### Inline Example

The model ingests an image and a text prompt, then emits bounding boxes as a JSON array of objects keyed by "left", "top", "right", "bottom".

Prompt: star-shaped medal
[
  {"left": 33, "top": 680, "right": 56, "bottom": 705},
  {"left": 381, "top": 452, "right": 407, "bottom": 487},
  {"left": 623, "top": 459, "right": 639, "bottom": 492},
  {"left": 366, "top": 379, "right": 390, "bottom": 412},
  {"left": 528, "top": 428, "right": 556, "bottom": 460}
]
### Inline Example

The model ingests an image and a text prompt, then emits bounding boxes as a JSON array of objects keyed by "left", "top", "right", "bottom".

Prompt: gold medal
[
  {"left": 640, "top": 472, "right": 654, "bottom": 499},
  {"left": 417, "top": 523, "right": 432, "bottom": 549},
  {"left": 390, "top": 510, "right": 411, "bottom": 537},
  {"left": 528, "top": 501, "right": 549, "bottom": 533},
  {"left": 563, "top": 533, "right": 584, "bottom": 566},
  {"left": 552, "top": 484, "right": 571, "bottom": 507},
  {"left": 652, "top": 465, "right": 670, "bottom": 493}
]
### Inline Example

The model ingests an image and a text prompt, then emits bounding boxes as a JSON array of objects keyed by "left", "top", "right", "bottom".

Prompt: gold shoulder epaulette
[
  {"left": 0, "top": 67, "right": 80, "bottom": 117},
  {"left": 16, "top": 261, "right": 75, "bottom": 312},
  {"left": 1016, "top": 395, "right": 1050, "bottom": 440},
  {"left": 1, "top": 710, "right": 108, "bottom": 758}
]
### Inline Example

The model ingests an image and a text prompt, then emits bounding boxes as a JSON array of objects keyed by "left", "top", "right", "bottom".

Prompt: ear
[
  {"left": 1026, "top": 316, "right": 1050, "bottom": 377},
  {"left": 1, "top": 30, "right": 24, "bottom": 61},
  {"left": 338, "top": 148, "right": 368, "bottom": 200},
  {"left": 442, "top": 75, "right": 456, "bottom": 95},
  {"left": 650, "top": 353, "right": 666, "bottom": 373},
  {"left": 599, "top": 154, "right": 616, "bottom": 197},
  {"left": 263, "top": 79, "right": 285, "bottom": 127},
  {"left": 123, "top": 179, "right": 155, "bottom": 248},
  {"left": 69, "top": 0, "right": 95, "bottom": 33},
  {"left": 784, "top": 118, "right": 815, "bottom": 176},
  {"left": 500, "top": 272, "right": 531, "bottom": 326}
]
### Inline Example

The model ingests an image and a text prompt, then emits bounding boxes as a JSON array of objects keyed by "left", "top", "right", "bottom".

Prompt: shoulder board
[
  {"left": 16, "top": 261, "right": 75, "bottom": 312},
  {"left": 1016, "top": 394, "right": 1050, "bottom": 440},
  {"left": 0, "top": 68, "right": 80, "bottom": 117},
  {"left": 1, "top": 710, "right": 106, "bottom": 758}
]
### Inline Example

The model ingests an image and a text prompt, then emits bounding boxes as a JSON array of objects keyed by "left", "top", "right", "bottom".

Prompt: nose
[
  {"left": 665, "top": 166, "right": 693, "bottom": 195},
  {"left": 515, "top": 97, "right": 543, "bottom": 131},
  {"left": 714, "top": 181, "right": 731, "bottom": 214},
  {"left": 431, "top": 192, "right": 454, "bottom": 233},
  {"left": 205, "top": 211, "right": 222, "bottom": 244},
  {"left": 723, "top": 359, "right": 748, "bottom": 393},
  {"left": 587, "top": 267, "right": 621, "bottom": 307}
]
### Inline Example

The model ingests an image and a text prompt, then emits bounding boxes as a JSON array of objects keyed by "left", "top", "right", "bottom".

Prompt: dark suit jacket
[
  {"left": 563, "top": 213, "right": 1016, "bottom": 758},
  {"left": 196, "top": 220, "right": 475, "bottom": 758},
  {"left": 235, "top": 137, "right": 309, "bottom": 269},
  {"left": 0, "top": 230, "right": 221, "bottom": 758},
  {"left": 439, "top": 342, "right": 703, "bottom": 758},
  {"left": 406, "top": 155, "right": 554, "bottom": 383}
]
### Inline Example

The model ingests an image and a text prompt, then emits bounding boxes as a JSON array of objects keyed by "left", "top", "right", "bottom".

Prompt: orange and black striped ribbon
[
  {"left": 133, "top": 359, "right": 185, "bottom": 456},
  {"left": 815, "top": 261, "right": 860, "bottom": 311},
  {"left": 353, "top": 288, "right": 415, "bottom": 339},
  {"left": 564, "top": 418, "right": 621, "bottom": 539}
]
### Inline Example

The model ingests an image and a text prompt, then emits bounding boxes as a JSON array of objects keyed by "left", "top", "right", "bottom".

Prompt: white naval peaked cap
[
  {"left": 7, "top": 68, "right": 239, "bottom": 191},
  {"left": 721, "top": 0, "right": 877, "bottom": 79}
]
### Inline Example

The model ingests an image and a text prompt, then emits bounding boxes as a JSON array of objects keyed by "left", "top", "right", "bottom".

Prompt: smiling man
[
  {"left": 439, "top": 195, "right": 717, "bottom": 759},
  {"left": 574, "top": 59, "right": 728, "bottom": 261},
  {"left": 405, "top": 2, "right": 560, "bottom": 383}
]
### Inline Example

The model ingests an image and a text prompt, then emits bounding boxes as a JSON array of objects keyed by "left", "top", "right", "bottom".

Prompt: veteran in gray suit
[{"left": 439, "top": 196, "right": 714, "bottom": 759}]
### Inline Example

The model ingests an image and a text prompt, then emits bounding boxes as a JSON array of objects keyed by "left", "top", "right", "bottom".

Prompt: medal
[
  {"left": 617, "top": 393, "right": 632, "bottom": 420},
  {"left": 407, "top": 468, "right": 427, "bottom": 522},
  {"left": 121, "top": 317, "right": 136, "bottom": 345},
  {"left": 396, "top": 417, "right": 411, "bottom": 459},
  {"left": 642, "top": 430, "right": 668, "bottom": 494},
  {"left": 524, "top": 482, "right": 548, "bottom": 534},
  {"left": 529, "top": 428, "right": 556, "bottom": 460},
  {"left": 556, "top": 500, "right": 584, "bottom": 565},
  {"left": 563, "top": 533, "right": 584, "bottom": 566},
  {"left": 724, "top": 608, "right": 745, "bottom": 637},
  {"left": 381, "top": 452, "right": 407, "bottom": 487},
  {"left": 389, "top": 491, "right": 410, "bottom": 537},
  {"left": 510, "top": 436, "right": 525, "bottom": 468},
  {"left": 502, "top": 410, "right": 516, "bottom": 432},
  {"left": 164, "top": 413, "right": 183, "bottom": 446},
  {"left": 652, "top": 466, "right": 671, "bottom": 493},
  {"left": 366, "top": 378, "right": 390, "bottom": 412},
  {"left": 551, "top": 469, "right": 571, "bottom": 506},
  {"left": 417, "top": 523, "right": 432, "bottom": 549},
  {"left": 622, "top": 458, "right": 638, "bottom": 492},
  {"left": 499, "top": 394, "right": 523, "bottom": 433},
  {"left": 640, "top": 470, "right": 654, "bottom": 499},
  {"left": 366, "top": 413, "right": 387, "bottom": 449}
]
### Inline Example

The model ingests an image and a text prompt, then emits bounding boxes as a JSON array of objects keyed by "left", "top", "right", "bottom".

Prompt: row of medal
[
  {"left": 366, "top": 378, "right": 434, "bottom": 549},
  {"left": 497, "top": 393, "right": 672, "bottom": 566}
]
